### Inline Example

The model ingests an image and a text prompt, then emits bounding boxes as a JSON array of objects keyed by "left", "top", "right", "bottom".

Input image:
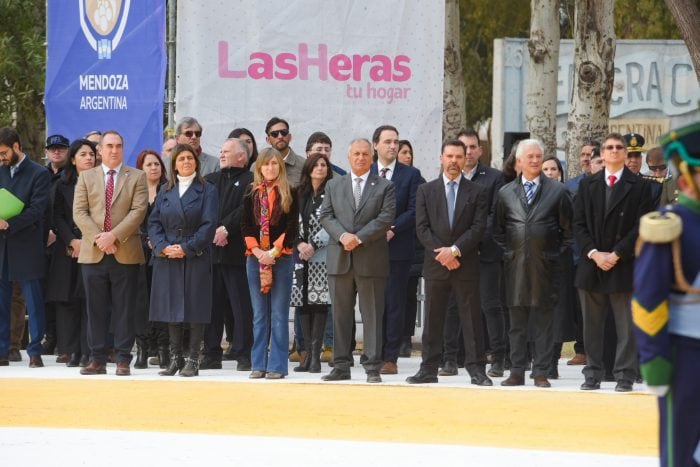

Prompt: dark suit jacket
[
  {"left": 320, "top": 172, "right": 396, "bottom": 277},
  {"left": 371, "top": 161, "right": 423, "bottom": 261},
  {"left": 416, "top": 175, "right": 488, "bottom": 281},
  {"left": 573, "top": 167, "right": 654, "bottom": 293},
  {"left": 470, "top": 164, "right": 504, "bottom": 262},
  {"left": 0, "top": 155, "right": 51, "bottom": 280}
]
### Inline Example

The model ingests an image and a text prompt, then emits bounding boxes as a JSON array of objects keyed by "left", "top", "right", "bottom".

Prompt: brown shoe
[
  {"left": 56, "top": 353, "right": 70, "bottom": 364},
  {"left": 380, "top": 361, "right": 398, "bottom": 375},
  {"left": 500, "top": 373, "right": 525, "bottom": 386},
  {"left": 80, "top": 360, "right": 107, "bottom": 375},
  {"left": 534, "top": 375, "right": 551, "bottom": 388},
  {"left": 115, "top": 362, "right": 131, "bottom": 376},
  {"left": 29, "top": 355, "right": 44, "bottom": 368},
  {"left": 566, "top": 353, "right": 586, "bottom": 365},
  {"left": 106, "top": 349, "right": 117, "bottom": 364}
]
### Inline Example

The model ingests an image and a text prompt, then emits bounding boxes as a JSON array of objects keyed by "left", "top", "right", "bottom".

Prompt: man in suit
[
  {"left": 0, "top": 127, "right": 51, "bottom": 367},
  {"left": 73, "top": 130, "right": 148, "bottom": 376},
  {"left": 164, "top": 117, "right": 219, "bottom": 177},
  {"left": 495, "top": 139, "right": 573, "bottom": 388},
  {"left": 370, "top": 125, "right": 423, "bottom": 375},
  {"left": 265, "top": 117, "right": 306, "bottom": 188},
  {"left": 406, "top": 139, "right": 491, "bottom": 386},
  {"left": 200, "top": 138, "right": 254, "bottom": 371},
  {"left": 320, "top": 138, "right": 396, "bottom": 383},
  {"left": 574, "top": 132, "right": 654, "bottom": 392}
]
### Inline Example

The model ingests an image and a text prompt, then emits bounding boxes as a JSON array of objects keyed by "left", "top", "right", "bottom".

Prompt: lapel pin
[{"left": 234, "top": 181, "right": 239, "bottom": 186}]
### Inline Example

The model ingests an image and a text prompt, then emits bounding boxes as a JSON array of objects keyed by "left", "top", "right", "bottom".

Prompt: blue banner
[{"left": 46, "top": 0, "right": 166, "bottom": 166}]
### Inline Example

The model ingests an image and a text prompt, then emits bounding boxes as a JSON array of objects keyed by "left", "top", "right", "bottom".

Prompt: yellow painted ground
[{"left": 0, "top": 379, "right": 657, "bottom": 456}]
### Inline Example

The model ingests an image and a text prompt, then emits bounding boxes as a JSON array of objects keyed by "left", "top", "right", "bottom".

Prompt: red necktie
[
  {"left": 608, "top": 174, "right": 617, "bottom": 187},
  {"left": 104, "top": 169, "right": 115, "bottom": 232}
]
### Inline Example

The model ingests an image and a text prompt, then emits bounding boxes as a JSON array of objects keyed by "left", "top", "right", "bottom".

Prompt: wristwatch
[{"left": 450, "top": 245, "right": 460, "bottom": 257}]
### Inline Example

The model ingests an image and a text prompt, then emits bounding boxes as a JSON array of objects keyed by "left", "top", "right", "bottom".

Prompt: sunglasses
[
  {"left": 269, "top": 129, "right": 289, "bottom": 138},
  {"left": 648, "top": 164, "right": 667, "bottom": 172},
  {"left": 183, "top": 130, "right": 202, "bottom": 138},
  {"left": 604, "top": 144, "right": 625, "bottom": 151}
]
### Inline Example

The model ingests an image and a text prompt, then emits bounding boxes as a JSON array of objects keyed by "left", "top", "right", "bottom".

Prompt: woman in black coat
[
  {"left": 148, "top": 144, "right": 218, "bottom": 377},
  {"left": 45, "top": 139, "right": 96, "bottom": 367}
]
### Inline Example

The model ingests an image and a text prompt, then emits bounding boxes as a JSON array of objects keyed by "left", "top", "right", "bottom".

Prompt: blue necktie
[
  {"left": 447, "top": 180, "right": 456, "bottom": 227},
  {"left": 524, "top": 180, "right": 535, "bottom": 204}
]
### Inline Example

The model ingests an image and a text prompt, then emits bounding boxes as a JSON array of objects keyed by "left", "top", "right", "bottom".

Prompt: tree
[
  {"left": 664, "top": 0, "right": 700, "bottom": 84},
  {"left": 443, "top": 0, "right": 467, "bottom": 138},
  {"left": 0, "top": 0, "right": 46, "bottom": 158},
  {"left": 565, "top": 0, "right": 616, "bottom": 180},
  {"left": 525, "top": 0, "right": 560, "bottom": 156}
]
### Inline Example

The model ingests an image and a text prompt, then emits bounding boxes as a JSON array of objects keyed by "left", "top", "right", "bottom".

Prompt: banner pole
[{"left": 166, "top": 0, "right": 176, "bottom": 135}]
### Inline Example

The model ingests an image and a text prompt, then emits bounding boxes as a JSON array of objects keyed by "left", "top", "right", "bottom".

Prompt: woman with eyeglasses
[{"left": 242, "top": 148, "right": 298, "bottom": 379}]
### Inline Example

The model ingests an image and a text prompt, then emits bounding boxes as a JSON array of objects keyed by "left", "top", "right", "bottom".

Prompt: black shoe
[
  {"left": 134, "top": 343, "right": 148, "bottom": 369},
  {"left": 487, "top": 360, "right": 504, "bottom": 378},
  {"left": 398, "top": 340, "right": 412, "bottom": 358},
  {"left": 8, "top": 349, "right": 22, "bottom": 362},
  {"left": 580, "top": 378, "right": 601, "bottom": 390},
  {"left": 159, "top": 355, "right": 184, "bottom": 376},
  {"left": 199, "top": 356, "right": 222, "bottom": 370},
  {"left": 322, "top": 368, "right": 351, "bottom": 381},
  {"left": 41, "top": 342, "right": 56, "bottom": 356},
  {"left": 236, "top": 357, "right": 252, "bottom": 371},
  {"left": 222, "top": 346, "right": 236, "bottom": 361},
  {"left": 603, "top": 373, "right": 615, "bottom": 382},
  {"left": 293, "top": 351, "right": 311, "bottom": 372},
  {"left": 0, "top": 356, "right": 8, "bottom": 366},
  {"left": 438, "top": 360, "right": 458, "bottom": 376},
  {"left": 406, "top": 370, "right": 438, "bottom": 384},
  {"left": 548, "top": 365, "right": 559, "bottom": 380},
  {"left": 615, "top": 379, "right": 633, "bottom": 392},
  {"left": 366, "top": 370, "right": 382, "bottom": 383},
  {"left": 471, "top": 372, "right": 493, "bottom": 386},
  {"left": 79, "top": 355, "right": 90, "bottom": 367},
  {"left": 157, "top": 348, "right": 170, "bottom": 369},
  {"left": 67, "top": 353, "right": 81, "bottom": 367},
  {"left": 359, "top": 354, "right": 368, "bottom": 365}
]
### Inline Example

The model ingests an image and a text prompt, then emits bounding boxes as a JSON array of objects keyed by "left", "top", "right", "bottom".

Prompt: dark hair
[
  {"left": 583, "top": 139, "right": 600, "bottom": 149},
  {"left": 603, "top": 132, "right": 625, "bottom": 146},
  {"left": 166, "top": 144, "right": 204, "bottom": 191},
  {"left": 305, "top": 131, "right": 332, "bottom": 152},
  {"left": 99, "top": 129, "right": 124, "bottom": 146},
  {"left": 372, "top": 125, "right": 399, "bottom": 144},
  {"left": 0, "top": 127, "right": 21, "bottom": 148},
  {"left": 591, "top": 146, "right": 601, "bottom": 159},
  {"left": 265, "top": 117, "right": 289, "bottom": 135},
  {"left": 61, "top": 139, "right": 97, "bottom": 185},
  {"left": 502, "top": 153, "right": 518, "bottom": 183},
  {"left": 228, "top": 127, "right": 258, "bottom": 166},
  {"left": 441, "top": 138, "right": 466, "bottom": 154},
  {"left": 398, "top": 140, "right": 414, "bottom": 166},
  {"left": 456, "top": 128, "right": 479, "bottom": 141},
  {"left": 136, "top": 149, "right": 167, "bottom": 184},
  {"left": 543, "top": 156, "right": 564, "bottom": 183},
  {"left": 299, "top": 153, "right": 333, "bottom": 195}
]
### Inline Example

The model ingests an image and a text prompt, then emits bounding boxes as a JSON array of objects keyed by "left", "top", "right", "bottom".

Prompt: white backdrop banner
[{"left": 175, "top": 0, "right": 444, "bottom": 176}]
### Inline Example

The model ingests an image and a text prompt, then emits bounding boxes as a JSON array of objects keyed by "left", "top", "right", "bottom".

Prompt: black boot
[
  {"left": 294, "top": 314, "right": 313, "bottom": 372},
  {"left": 159, "top": 354, "right": 184, "bottom": 376},
  {"left": 159, "top": 324, "right": 184, "bottom": 376},
  {"left": 549, "top": 342, "right": 562, "bottom": 379},
  {"left": 180, "top": 358, "right": 199, "bottom": 377},
  {"left": 157, "top": 346, "right": 170, "bottom": 369},
  {"left": 308, "top": 312, "right": 327, "bottom": 373},
  {"left": 134, "top": 337, "right": 148, "bottom": 369}
]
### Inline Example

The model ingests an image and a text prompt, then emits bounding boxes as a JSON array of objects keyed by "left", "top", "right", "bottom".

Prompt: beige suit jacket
[{"left": 73, "top": 165, "right": 148, "bottom": 264}]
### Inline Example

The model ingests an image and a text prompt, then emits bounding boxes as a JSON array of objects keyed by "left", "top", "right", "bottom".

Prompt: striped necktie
[{"left": 524, "top": 180, "right": 535, "bottom": 204}]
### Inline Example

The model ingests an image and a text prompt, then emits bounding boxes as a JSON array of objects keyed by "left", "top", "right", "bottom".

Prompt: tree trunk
[
  {"left": 664, "top": 0, "right": 700, "bottom": 85},
  {"left": 526, "top": 0, "right": 560, "bottom": 158},
  {"left": 565, "top": 0, "right": 616, "bottom": 180},
  {"left": 443, "top": 0, "right": 466, "bottom": 139}
]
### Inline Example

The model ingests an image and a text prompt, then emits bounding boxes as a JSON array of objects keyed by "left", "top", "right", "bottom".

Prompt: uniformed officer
[{"left": 632, "top": 121, "right": 700, "bottom": 467}]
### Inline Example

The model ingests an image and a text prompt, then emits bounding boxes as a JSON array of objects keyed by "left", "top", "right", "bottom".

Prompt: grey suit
[{"left": 320, "top": 172, "right": 396, "bottom": 372}]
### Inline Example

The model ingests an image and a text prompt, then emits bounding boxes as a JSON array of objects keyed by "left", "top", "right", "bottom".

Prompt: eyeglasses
[
  {"left": 648, "top": 164, "right": 667, "bottom": 172},
  {"left": 269, "top": 129, "right": 289, "bottom": 138},
  {"left": 604, "top": 144, "right": 625, "bottom": 151},
  {"left": 183, "top": 130, "right": 202, "bottom": 138}
]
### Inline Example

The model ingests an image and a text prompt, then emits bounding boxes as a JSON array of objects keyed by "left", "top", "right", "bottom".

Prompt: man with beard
[{"left": 265, "top": 117, "right": 306, "bottom": 188}]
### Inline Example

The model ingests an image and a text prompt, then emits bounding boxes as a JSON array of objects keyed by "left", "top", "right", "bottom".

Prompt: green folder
[{"left": 0, "top": 188, "right": 25, "bottom": 220}]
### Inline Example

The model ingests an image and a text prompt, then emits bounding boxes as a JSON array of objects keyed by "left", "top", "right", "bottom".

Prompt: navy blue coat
[
  {"left": 147, "top": 180, "right": 218, "bottom": 323},
  {"left": 0, "top": 155, "right": 51, "bottom": 281},
  {"left": 371, "top": 161, "right": 423, "bottom": 261}
]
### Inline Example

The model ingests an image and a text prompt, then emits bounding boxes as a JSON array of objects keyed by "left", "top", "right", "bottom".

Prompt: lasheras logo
[{"left": 79, "top": 0, "right": 131, "bottom": 59}]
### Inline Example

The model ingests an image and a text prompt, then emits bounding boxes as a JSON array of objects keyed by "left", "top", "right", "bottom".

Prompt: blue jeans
[
  {"left": 246, "top": 254, "right": 293, "bottom": 375},
  {"left": 0, "top": 278, "right": 45, "bottom": 357}
]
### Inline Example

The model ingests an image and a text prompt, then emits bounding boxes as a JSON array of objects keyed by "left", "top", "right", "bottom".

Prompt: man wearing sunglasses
[
  {"left": 264, "top": 117, "right": 305, "bottom": 187},
  {"left": 165, "top": 117, "right": 219, "bottom": 177},
  {"left": 646, "top": 146, "right": 677, "bottom": 207},
  {"left": 573, "top": 132, "right": 655, "bottom": 392}
]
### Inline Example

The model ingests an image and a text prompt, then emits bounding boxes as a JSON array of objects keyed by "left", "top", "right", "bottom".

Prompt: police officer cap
[
  {"left": 623, "top": 133, "right": 645, "bottom": 153},
  {"left": 660, "top": 122, "right": 700, "bottom": 168},
  {"left": 45, "top": 134, "right": 70, "bottom": 148}
]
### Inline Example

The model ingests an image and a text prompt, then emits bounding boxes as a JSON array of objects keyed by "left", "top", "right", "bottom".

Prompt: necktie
[
  {"left": 608, "top": 174, "right": 617, "bottom": 187},
  {"left": 379, "top": 167, "right": 389, "bottom": 178},
  {"left": 353, "top": 177, "right": 362, "bottom": 208},
  {"left": 104, "top": 169, "right": 115, "bottom": 232},
  {"left": 447, "top": 180, "right": 456, "bottom": 227},
  {"left": 524, "top": 180, "right": 535, "bottom": 204}
]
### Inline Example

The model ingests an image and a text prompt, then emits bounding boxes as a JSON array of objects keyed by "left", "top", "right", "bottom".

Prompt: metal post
[{"left": 165, "top": 0, "right": 176, "bottom": 135}]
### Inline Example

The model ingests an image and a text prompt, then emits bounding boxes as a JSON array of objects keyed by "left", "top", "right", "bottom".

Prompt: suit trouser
[
  {"left": 55, "top": 298, "right": 88, "bottom": 356},
  {"left": 421, "top": 277, "right": 485, "bottom": 376},
  {"left": 0, "top": 278, "right": 45, "bottom": 358},
  {"left": 508, "top": 305, "right": 553, "bottom": 377},
  {"left": 402, "top": 275, "right": 420, "bottom": 339},
  {"left": 204, "top": 264, "right": 253, "bottom": 360},
  {"left": 10, "top": 282, "right": 26, "bottom": 351},
  {"left": 82, "top": 255, "right": 139, "bottom": 365},
  {"left": 579, "top": 290, "right": 637, "bottom": 382},
  {"left": 382, "top": 259, "right": 411, "bottom": 362},
  {"left": 329, "top": 272, "right": 385, "bottom": 372}
]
